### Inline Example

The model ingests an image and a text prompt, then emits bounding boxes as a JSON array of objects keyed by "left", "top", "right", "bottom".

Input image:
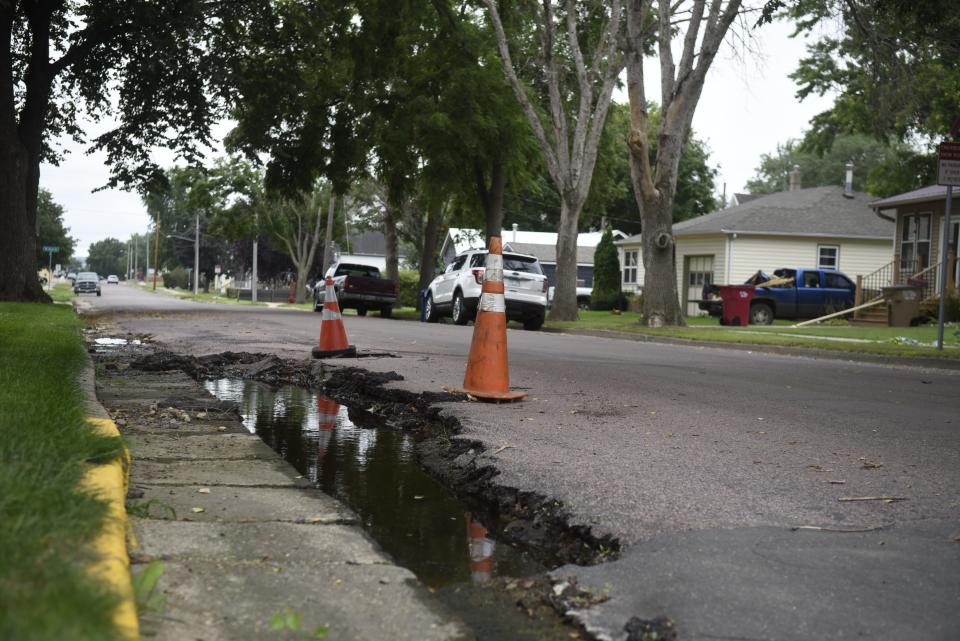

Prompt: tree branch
[
  {"left": 658, "top": 0, "right": 675, "bottom": 107},
  {"left": 481, "top": 0, "right": 562, "bottom": 185}
]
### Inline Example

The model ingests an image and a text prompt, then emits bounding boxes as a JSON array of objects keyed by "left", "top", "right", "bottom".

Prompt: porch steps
[{"left": 851, "top": 305, "right": 888, "bottom": 326}]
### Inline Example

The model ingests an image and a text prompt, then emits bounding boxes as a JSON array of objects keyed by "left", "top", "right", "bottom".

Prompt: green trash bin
[{"left": 882, "top": 285, "right": 923, "bottom": 327}]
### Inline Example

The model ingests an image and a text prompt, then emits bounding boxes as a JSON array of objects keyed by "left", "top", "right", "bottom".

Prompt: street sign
[
  {"left": 42, "top": 245, "right": 59, "bottom": 253},
  {"left": 938, "top": 142, "right": 960, "bottom": 186}
]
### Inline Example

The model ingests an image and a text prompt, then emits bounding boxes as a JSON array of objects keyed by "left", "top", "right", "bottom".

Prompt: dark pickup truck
[
  {"left": 701, "top": 268, "right": 856, "bottom": 325},
  {"left": 313, "top": 262, "right": 398, "bottom": 317}
]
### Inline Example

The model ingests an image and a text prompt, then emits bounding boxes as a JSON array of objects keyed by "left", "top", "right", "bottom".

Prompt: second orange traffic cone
[
  {"left": 453, "top": 236, "right": 526, "bottom": 401},
  {"left": 312, "top": 277, "right": 357, "bottom": 359}
]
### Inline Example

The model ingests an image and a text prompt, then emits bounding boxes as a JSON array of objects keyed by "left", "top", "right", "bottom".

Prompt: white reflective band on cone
[
  {"left": 321, "top": 309, "right": 342, "bottom": 321},
  {"left": 484, "top": 253, "right": 503, "bottom": 271},
  {"left": 484, "top": 268, "right": 503, "bottom": 283},
  {"left": 479, "top": 292, "right": 506, "bottom": 313}
]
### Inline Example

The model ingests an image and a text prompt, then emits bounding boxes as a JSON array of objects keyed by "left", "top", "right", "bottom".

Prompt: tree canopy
[{"left": 36, "top": 189, "right": 76, "bottom": 266}]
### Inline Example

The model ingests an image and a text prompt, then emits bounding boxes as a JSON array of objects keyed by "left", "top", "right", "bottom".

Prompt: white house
[
  {"left": 440, "top": 226, "right": 627, "bottom": 287},
  {"left": 616, "top": 185, "right": 895, "bottom": 316}
]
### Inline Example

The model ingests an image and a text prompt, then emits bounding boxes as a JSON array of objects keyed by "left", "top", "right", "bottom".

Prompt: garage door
[{"left": 685, "top": 255, "right": 714, "bottom": 316}]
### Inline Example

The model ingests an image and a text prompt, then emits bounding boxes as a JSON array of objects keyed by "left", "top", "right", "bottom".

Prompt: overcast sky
[{"left": 43, "top": 18, "right": 834, "bottom": 259}]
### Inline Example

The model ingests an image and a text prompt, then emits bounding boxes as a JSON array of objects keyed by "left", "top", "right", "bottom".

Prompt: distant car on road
[
  {"left": 107, "top": 275, "right": 119, "bottom": 284},
  {"left": 424, "top": 249, "right": 548, "bottom": 330},
  {"left": 66, "top": 271, "right": 77, "bottom": 283},
  {"left": 74, "top": 272, "right": 101, "bottom": 296},
  {"left": 313, "top": 262, "right": 398, "bottom": 317}
]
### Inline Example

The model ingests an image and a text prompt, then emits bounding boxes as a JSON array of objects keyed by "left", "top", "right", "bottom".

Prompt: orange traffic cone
[
  {"left": 316, "top": 395, "right": 339, "bottom": 461},
  {"left": 312, "top": 277, "right": 357, "bottom": 359},
  {"left": 466, "top": 512, "right": 495, "bottom": 584},
  {"left": 451, "top": 236, "right": 526, "bottom": 401}
]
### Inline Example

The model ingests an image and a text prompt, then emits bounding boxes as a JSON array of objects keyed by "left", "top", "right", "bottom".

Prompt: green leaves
[
  {"left": 268, "top": 607, "right": 328, "bottom": 638},
  {"left": 131, "top": 560, "right": 166, "bottom": 615}
]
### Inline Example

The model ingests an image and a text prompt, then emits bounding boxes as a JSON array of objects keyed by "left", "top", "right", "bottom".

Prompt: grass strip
[{"left": 0, "top": 303, "right": 125, "bottom": 641}]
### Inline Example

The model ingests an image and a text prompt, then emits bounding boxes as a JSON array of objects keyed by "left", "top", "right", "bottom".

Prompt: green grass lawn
[
  {"left": 544, "top": 310, "right": 960, "bottom": 359},
  {"left": 48, "top": 283, "right": 75, "bottom": 303},
  {"left": 0, "top": 303, "right": 126, "bottom": 641}
]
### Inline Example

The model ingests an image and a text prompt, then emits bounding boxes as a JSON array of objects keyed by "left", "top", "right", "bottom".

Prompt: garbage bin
[
  {"left": 882, "top": 284, "right": 923, "bottom": 327},
  {"left": 719, "top": 285, "right": 755, "bottom": 326}
]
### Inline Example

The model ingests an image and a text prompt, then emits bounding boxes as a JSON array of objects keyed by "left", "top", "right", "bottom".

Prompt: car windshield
[{"left": 77, "top": 272, "right": 98, "bottom": 280}]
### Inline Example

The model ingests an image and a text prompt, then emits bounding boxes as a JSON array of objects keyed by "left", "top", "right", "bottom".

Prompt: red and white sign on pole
[{"left": 938, "top": 142, "right": 960, "bottom": 186}]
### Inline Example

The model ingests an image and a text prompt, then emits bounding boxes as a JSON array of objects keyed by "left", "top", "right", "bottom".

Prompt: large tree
[
  {"left": 768, "top": 0, "right": 960, "bottom": 149},
  {"left": 85, "top": 237, "right": 126, "bottom": 277},
  {"left": 623, "top": 0, "right": 742, "bottom": 326},
  {"left": 36, "top": 188, "right": 75, "bottom": 266},
  {"left": 482, "top": 0, "right": 625, "bottom": 321},
  {"left": 746, "top": 134, "right": 937, "bottom": 197},
  {"left": 1, "top": 0, "right": 268, "bottom": 302}
]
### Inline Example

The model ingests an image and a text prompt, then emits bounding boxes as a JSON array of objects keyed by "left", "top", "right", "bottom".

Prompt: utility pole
[
  {"left": 145, "top": 232, "right": 150, "bottom": 283},
  {"left": 133, "top": 236, "right": 138, "bottom": 280},
  {"left": 194, "top": 211, "right": 200, "bottom": 295},
  {"left": 152, "top": 210, "right": 160, "bottom": 290},
  {"left": 251, "top": 211, "right": 259, "bottom": 303}
]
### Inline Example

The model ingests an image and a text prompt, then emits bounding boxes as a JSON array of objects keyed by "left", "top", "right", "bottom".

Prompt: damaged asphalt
[{"left": 85, "top": 284, "right": 960, "bottom": 640}]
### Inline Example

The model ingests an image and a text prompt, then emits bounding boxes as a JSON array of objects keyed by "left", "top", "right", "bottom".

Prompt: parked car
[
  {"left": 547, "top": 280, "right": 593, "bottom": 309},
  {"left": 701, "top": 268, "right": 856, "bottom": 324},
  {"left": 73, "top": 272, "right": 101, "bottom": 296},
  {"left": 313, "top": 262, "right": 398, "bottom": 317},
  {"left": 107, "top": 275, "right": 119, "bottom": 284},
  {"left": 424, "top": 249, "right": 548, "bottom": 330},
  {"left": 66, "top": 271, "right": 77, "bottom": 283}
]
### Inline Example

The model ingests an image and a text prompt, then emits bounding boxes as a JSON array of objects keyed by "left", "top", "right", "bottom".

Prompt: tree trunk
[
  {"left": 478, "top": 158, "right": 506, "bottom": 240},
  {"left": 548, "top": 197, "right": 581, "bottom": 321},
  {"left": 0, "top": 133, "right": 49, "bottom": 302},
  {"left": 294, "top": 264, "right": 308, "bottom": 304},
  {"left": 635, "top": 187, "right": 684, "bottom": 327},
  {"left": 384, "top": 202, "right": 399, "bottom": 283},
  {"left": 417, "top": 200, "right": 443, "bottom": 309}
]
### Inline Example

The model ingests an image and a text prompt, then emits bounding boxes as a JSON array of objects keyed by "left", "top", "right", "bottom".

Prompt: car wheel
[
  {"left": 523, "top": 316, "right": 544, "bottom": 331},
  {"left": 313, "top": 295, "right": 323, "bottom": 312},
  {"left": 424, "top": 294, "right": 438, "bottom": 323},
  {"left": 452, "top": 292, "right": 469, "bottom": 325},
  {"left": 96, "top": 291, "right": 101, "bottom": 297},
  {"left": 380, "top": 305, "right": 392, "bottom": 318},
  {"left": 749, "top": 302, "right": 773, "bottom": 325},
  {"left": 356, "top": 307, "right": 367, "bottom": 317},
  {"left": 577, "top": 298, "right": 591, "bottom": 310}
]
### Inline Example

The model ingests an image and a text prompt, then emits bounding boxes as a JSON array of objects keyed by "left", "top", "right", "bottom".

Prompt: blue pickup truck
[{"left": 701, "top": 268, "right": 857, "bottom": 325}]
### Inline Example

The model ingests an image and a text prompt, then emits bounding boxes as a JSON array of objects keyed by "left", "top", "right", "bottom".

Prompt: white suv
[{"left": 424, "top": 249, "right": 548, "bottom": 330}]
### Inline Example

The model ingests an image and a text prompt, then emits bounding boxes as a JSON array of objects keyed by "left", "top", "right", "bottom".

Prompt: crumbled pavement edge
[
  {"left": 79, "top": 352, "right": 139, "bottom": 640},
  {"left": 127, "top": 348, "right": 622, "bottom": 630}
]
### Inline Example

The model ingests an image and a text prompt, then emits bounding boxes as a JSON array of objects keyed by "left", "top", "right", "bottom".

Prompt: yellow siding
[{"left": 729, "top": 235, "right": 892, "bottom": 283}]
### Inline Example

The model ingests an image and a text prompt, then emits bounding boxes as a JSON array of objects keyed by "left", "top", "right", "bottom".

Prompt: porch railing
[{"left": 853, "top": 253, "right": 956, "bottom": 320}]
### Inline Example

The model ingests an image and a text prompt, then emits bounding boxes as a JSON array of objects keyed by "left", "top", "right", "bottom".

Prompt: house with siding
[
  {"left": 439, "top": 226, "right": 626, "bottom": 287},
  {"left": 615, "top": 184, "right": 895, "bottom": 316},
  {"left": 870, "top": 185, "right": 959, "bottom": 299}
]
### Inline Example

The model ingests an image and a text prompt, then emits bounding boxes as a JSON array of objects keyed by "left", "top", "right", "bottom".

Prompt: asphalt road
[{"left": 88, "top": 283, "right": 960, "bottom": 640}]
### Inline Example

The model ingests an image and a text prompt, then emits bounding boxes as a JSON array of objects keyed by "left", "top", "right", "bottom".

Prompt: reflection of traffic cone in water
[
  {"left": 316, "top": 395, "right": 339, "bottom": 460},
  {"left": 466, "top": 512, "right": 495, "bottom": 584},
  {"left": 454, "top": 236, "right": 526, "bottom": 401},
  {"left": 312, "top": 277, "right": 357, "bottom": 359}
]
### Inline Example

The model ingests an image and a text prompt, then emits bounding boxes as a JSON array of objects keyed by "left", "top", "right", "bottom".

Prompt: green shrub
[
  {"left": 590, "top": 228, "right": 622, "bottom": 311},
  {"left": 945, "top": 292, "right": 960, "bottom": 323},
  {"left": 163, "top": 267, "right": 190, "bottom": 290},
  {"left": 397, "top": 270, "right": 420, "bottom": 308}
]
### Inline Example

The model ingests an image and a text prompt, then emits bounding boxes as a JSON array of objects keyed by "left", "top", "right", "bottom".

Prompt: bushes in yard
[
  {"left": 591, "top": 228, "right": 623, "bottom": 310},
  {"left": 397, "top": 270, "right": 420, "bottom": 308},
  {"left": 163, "top": 266, "right": 190, "bottom": 290}
]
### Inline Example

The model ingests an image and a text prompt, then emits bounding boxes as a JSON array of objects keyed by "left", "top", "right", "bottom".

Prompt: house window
[
  {"left": 622, "top": 250, "right": 639, "bottom": 284},
  {"left": 900, "top": 213, "right": 931, "bottom": 272},
  {"left": 817, "top": 245, "right": 839, "bottom": 270}
]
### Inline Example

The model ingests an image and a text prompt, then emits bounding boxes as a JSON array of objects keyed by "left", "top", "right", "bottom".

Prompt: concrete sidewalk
[{"left": 96, "top": 365, "right": 465, "bottom": 641}]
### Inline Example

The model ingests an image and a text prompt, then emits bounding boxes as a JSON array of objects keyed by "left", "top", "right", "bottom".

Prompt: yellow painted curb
[{"left": 80, "top": 417, "right": 139, "bottom": 641}]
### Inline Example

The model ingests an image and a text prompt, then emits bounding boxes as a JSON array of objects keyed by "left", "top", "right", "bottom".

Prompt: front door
[{"left": 685, "top": 255, "right": 714, "bottom": 316}]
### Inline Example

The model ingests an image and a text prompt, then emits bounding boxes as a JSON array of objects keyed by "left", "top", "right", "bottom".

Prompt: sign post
[
  {"left": 42, "top": 245, "right": 59, "bottom": 284},
  {"left": 936, "top": 142, "right": 960, "bottom": 350}
]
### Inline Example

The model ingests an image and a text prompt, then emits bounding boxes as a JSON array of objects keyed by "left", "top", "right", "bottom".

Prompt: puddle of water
[
  {"left": 94, "top": 337, "right": 142, "bottom": 346},
  {"left": 204, "top": 378, "right": 543, "bottom": 588}
]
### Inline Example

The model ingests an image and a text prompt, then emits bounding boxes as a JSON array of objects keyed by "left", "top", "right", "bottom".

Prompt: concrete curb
[
  {"left": 540, "top": 326, "right": 960, "bottom": 371},
  {"left": 79, "top": 355, "right": 139, "bottom": 641}
]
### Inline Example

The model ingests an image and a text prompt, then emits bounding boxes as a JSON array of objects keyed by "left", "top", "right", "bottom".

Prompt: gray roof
[
  {"left": 870, "top": 185, "right": 949, "bottom": 209},
  {"left": 733, "top": 192, "right": 760, "bottom": 205},
  {"left": 671, "top": 186, "right": 892, "bottom": 238},
  {"left": 503, "top": 241, "right": 597, "bottom": 265}
]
